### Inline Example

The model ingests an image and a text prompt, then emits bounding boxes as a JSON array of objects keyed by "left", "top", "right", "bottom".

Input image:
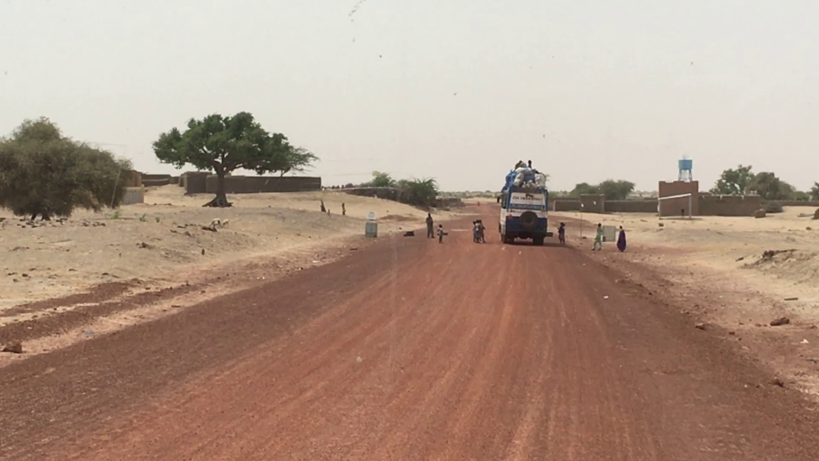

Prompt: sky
[{"left": 1, "top": 0, "right": 817, "bottom": 192}]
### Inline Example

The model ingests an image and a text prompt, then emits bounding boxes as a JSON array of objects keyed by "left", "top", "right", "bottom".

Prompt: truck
[{"left": 498, "top": 166, "right": 551, "bottom": 245}]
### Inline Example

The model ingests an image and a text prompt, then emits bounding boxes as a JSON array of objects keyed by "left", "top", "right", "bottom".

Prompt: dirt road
[{"left": 2, "top": 209, "right": 819, "bottom": 460}]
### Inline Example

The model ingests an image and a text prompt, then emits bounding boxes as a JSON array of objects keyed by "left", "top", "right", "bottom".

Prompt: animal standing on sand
[{"left": 208, "top": 218, "right": 230, "bottom": 231}]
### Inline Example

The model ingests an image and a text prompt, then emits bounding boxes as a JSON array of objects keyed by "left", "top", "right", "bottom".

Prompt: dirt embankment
[{"left": 553, "top": 207, "right": 819, "bottom": 398}]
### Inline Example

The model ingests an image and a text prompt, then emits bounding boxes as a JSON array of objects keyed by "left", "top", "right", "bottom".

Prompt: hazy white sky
[{"left": 1, "top": 0, "right": 817, "bottom": 192}]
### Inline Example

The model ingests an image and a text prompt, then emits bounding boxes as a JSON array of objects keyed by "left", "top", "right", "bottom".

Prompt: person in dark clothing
[
  {"left": 617, "top": 226, "right": 627, "bottom": 252},
  {"left": 558, "top": 222, "right": 566, "bottom": 245},
  {"left": 426, "top": 213, "right": 434, "bottom": 238}
]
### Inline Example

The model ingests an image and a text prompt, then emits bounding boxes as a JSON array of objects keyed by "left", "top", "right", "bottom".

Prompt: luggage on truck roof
[{"left": 502, "top": 161, "right": 547, "bottom": 191}]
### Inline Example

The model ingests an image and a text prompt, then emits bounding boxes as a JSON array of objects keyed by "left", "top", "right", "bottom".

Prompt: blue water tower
[{"left": 678, "top": 157, "right": 693, "bottom": 182}]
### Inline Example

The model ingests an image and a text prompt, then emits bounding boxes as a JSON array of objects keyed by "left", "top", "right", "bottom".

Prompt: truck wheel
[{"left": 533, "top": 236, "right": 545, "bottom": 246}]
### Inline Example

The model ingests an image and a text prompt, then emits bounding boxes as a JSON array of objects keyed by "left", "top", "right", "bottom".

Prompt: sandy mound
[
  {"left": 745, "top": 249, "right": 819, "bottom": 285},
  {"left": 0, "top": 186, "right": 457, "bottom": 313}
]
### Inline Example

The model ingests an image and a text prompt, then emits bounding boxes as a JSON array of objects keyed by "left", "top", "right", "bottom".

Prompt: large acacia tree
[{"left": 152, "top": 112, "right": 317, "bottom": 207}]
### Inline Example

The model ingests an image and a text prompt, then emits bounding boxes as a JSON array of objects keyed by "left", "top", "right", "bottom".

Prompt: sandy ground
[
  {"left": 0, "top": 186, "right": 458, "bottom": 319},
  {"left": 2, "top": 207, "right": 819, "bottom": 460},
  {"left": 553, "top": 207, "right": 819, "bottom": 397}
]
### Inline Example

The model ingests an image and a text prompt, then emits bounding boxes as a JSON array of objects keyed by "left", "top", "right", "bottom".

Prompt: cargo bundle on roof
[{"left": 502, "top": 160, "right": 547, "bottom": 192}]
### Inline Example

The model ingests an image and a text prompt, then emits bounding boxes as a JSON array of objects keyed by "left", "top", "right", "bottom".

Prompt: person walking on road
[
  {"left": 437, "top": 224, "right": 447, "bottom": 243},
  {"left": 558, "top": 222, "right": 566, "bottom": 245},
  {"left": 593, "top": 223, "right": 604, "bottom": 251},
  {"left": 426, "top": 213, "right": 434, "bottom": 239},
  {"left": 617, "top": 226, "right": 627, "bottom": 252}
]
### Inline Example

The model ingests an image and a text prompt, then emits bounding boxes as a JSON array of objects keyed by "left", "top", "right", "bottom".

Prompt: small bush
[
  {"left": 397, "top": 178, "right": 439, "bottom": 208},
  {"left": 763, "top": 201, "right": 784, "bottom": 213}
]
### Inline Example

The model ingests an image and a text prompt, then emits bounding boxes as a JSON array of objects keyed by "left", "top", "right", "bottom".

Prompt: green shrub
[
  {"left": 763, "top": 201, "right": 784, "bottom": 214},
  {"left": 0, "top": 118, "right": 132, "bottom": 220}
]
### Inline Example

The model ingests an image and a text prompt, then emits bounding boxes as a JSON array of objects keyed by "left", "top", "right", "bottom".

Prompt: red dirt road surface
[{"left": 2, "top": 209, "right": 819, "bottom": 460}]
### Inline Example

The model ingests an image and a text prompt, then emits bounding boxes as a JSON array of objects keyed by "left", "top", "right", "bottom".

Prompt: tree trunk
[{"left": 202, "top": 171, "right": 232, "bottom": 208}]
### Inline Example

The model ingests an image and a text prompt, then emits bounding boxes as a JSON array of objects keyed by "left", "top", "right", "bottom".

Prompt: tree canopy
[
  {"left": 568, "top": 182, "right": 599, "bottom": 197},
  {"left": 397, "top": 178, "right": 438, "bottom": 207},
  {"left": 810, "top": 182, "right": 819, "bottom": 202},
  {"left": 369, "top": 171, "right": 396, "bottom": 188},
  {"left": 153, "top": 112, "right": 317, "bottom": 207},
  {"left": 569, "top": 180, "right": 635, "bottom": 200},
  {"left": 711, "top": 165, "right": 755, "bottom": 195},
  {"left": 362, "top": 172, "right": 439, "bottom": 207},
  {"left": 747, "top": 172, "right": 794, "bottom": 200},
  {"left": 0, "top": 118, "right": 132, "bottom": 220}
]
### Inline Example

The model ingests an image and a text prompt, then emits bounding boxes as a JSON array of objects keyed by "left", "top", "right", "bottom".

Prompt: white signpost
[{"left": 365, "top": 211, "right": 378, "bottom": 238}]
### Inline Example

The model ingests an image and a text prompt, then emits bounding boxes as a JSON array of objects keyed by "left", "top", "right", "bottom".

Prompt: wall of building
[
  {"left": 204, "top": 175, "right": 322, "bottom": 194},
  {"left": 141, "top": 173, "right": 172, "bottom": 187},
  {"left": 605, "top": 200, "right": 659, "bottom": 213},
  {"left": 771, "top": 200, "right": 819, "bottom": 207},
  {"left": 552, "top": 199, "right": 658, "bottom": 213},
  {"left": 552, "top": 200, "right": 581, "bottom": 212},
  {"left": 343, "top": 187, "right": 401, "bottom": 201},
  {"left": 698, "top": 195, "right": 761, "bottom": 216},
  {"left": 121, "top": 187, "right": 145, "bottom": 205},
  {"left": 579, "top": 194, "right": 606, "bottom": 213},
  {"left": 122, "top": 170, "right": 142, "bottom": 187},
  {"left": 658, "top": 181, "right": 699, "bottom": 216},
  {"left": 182, "top": 172, "right": 209, "bottom": 194}
]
